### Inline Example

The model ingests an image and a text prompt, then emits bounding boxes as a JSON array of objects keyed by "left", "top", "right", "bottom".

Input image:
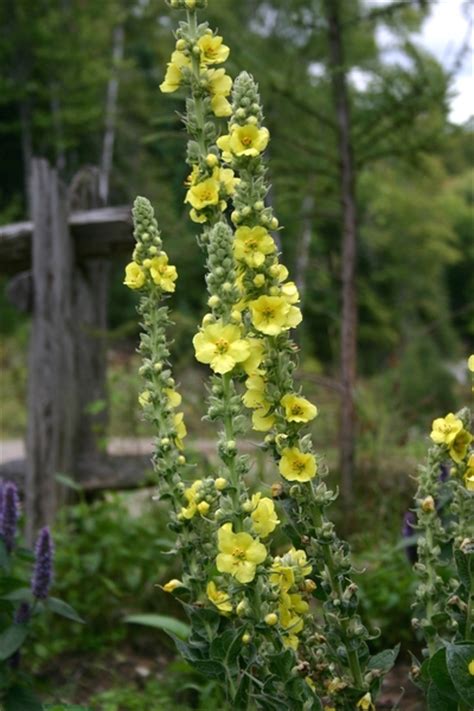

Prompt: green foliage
[
  {"left": 31, "top": 493, "right": 177, "bottom": 661},
  {"left": 354, "top": 545, "right": 417, "bottom": 651}
]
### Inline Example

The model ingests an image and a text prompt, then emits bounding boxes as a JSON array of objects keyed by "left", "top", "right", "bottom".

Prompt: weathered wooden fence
[{"left": 0, "top": 158, "right": 150, "bottom": 542}]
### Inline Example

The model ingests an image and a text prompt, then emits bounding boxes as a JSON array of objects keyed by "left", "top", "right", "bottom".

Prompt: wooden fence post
[{"left": 25, "top": 159, "right": 76, "bottom": 544}]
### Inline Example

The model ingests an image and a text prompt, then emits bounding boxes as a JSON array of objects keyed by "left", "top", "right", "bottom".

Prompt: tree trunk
[
  {"left": 99, "top": 24, "right": 125, "bottom": 205},
  {"left": 324, "top": 0, "right": 358, "bottom": 507},
  {"left": 295, "top": 191, "right": 315, "bottom": 306}
]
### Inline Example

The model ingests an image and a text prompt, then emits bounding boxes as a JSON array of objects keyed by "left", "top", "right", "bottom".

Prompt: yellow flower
[
  {"left": 279, "top": 591, "right": 308, "bottom": 635},
  {"left": 181, "top": 479, "right": 202, "bottom": 519},
  {"left": 449, "top": 428, "right": 472, "bottom": 464},
  {"left": 207, "top": 68, "right": 233, "bottom": 117},
  {"left": 252, "top": 409, "right": 275, "bottom": 432},
  {"left": 160, "top": 50, "right": 190, "bottom": 93},
  {"left": 233, "top": 226, "right": 275, "bottom": 268},
  {"left": 250, "top": 295, "right": 302, "bottom": 336},
  {"left": 280, "top": 393, "right": 318, "bottom": 423},
  {"left": 241, "top": 338, "right": 266, "bottom": 376},
  {"left": 214, "top": 166, "right": 239, "bottom": 196},
  {"left": 217, "top": 124, "right": 270, "bottom": 158},
  {"left": 270, "top": 263, "right": 289, "bottom": 282},
  {"left": 468, "top": 355, "right": 474, "bottom": 372},
  {"left": 198, "top": 34, "right": 230, "bottom": 65},
  {"left": 124, "top": 262, "right": 146, "bottom": 289},
  {"left": 149, "top": 254, "right": 178, "bottom": 292},
  {"left": 281, "top": 281, "right": 300, "bottom": 304},
  {"left": 250, "top": 494, "right": 280, "bottom": 537},
  {"left": 357, "top": 692, "right": 375, "bottom": 711},
  {"left": 468, "top": 659, "right": 474, "bottom": 675},
  {"left": 216, "top": 522, "right": 267, "bottom": 583},
  {"left": 243, "top": 375, "right": 268, "bottom": 410},
  {"left": 185, "top": 177, "right": 220, "bottom": 210},
  {"left": 163, "top": 579, "right": 183, "bottom": 593},
  {"left": 166, "top": 388, "right": 182, "bottom": 408},
  {"left": 138, "top": 390, "right": 151, "bottom": 408},
  {"left": 193, "top": 322, "right": 250, "bottom": 374},
  {"left": 279, "top": 447, "right": 317, "bottom": 482},
  {"left": 464, "top": 454, "right": 474, "bottom": 491},
  {"left": 206, "top": 580, "right": 232, "bottom": 614},
  {"left": 174, "top": 412, "right": 187, "bottom": 448},
  {"left": 430, "top": 413, "right": 463, "bottom": 446},
  {"left": 270, "top": 561, "right": 295, "bottom": 592},
  {"left": 190, "top": 208, "right": 208, "bottom": 223},
  {"left": 287, "top": 547, "right": 312, "bottom": 577}
]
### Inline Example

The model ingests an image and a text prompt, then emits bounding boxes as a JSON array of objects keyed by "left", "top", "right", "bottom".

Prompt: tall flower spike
[
  {"left": 31, "top": 527, "right": 54, "bottom": 600},
  {"left": 0, "top": 481, "right": 20, "bottom": 553}
]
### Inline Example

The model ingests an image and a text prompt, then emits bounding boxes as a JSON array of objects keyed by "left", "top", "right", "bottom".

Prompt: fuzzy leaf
[
  {"left": 367, "top": 643, "right": 400, "bottom": 673},
  {"left": 446, "top": 643, "right": 474, "bottom": 707},
  {"left": 0, "top": 624, "right": 28, "bottom": 661},
  {"left": 1, "top": 588, "right": 34, "bottom": 603},
  {"left": 124, "top": 614, "right": 189, "bottom": 640},
  {"left": 428, "top": 647, "right": 458, "bottom": 700},
  {"left": 47, "top": 597, "right": 85, "bottom": 624},
  {"left": 427, "top": 683, "right": 457, "bottom": 711},
  {"left": 454, "top": 549, "right": 471, "bottom": 591}
]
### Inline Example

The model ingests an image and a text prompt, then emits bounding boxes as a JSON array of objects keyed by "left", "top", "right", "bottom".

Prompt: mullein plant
[
  {"left": 124, "top": 1, "right": 398, "bottom": 708},
  {"left": 409, "top": 358, "right": 474, "bottom": 711},
  {"left": 0, "top": 480, "right": 83, "bottom": 709}
]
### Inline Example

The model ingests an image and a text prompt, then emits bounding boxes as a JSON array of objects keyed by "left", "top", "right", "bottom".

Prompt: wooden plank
[
  {"left": 25, "top": 159, "right": 76, "bottom": 542},
  {"left": 0, "top": 206, "right": 133, "bottom": 274}
]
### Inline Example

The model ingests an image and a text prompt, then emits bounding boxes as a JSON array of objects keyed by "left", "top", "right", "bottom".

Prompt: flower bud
[
  {"left": 265, "top": 613, "right": 278, "bottom": 626},
  {"left": 178, "top": 455, "right": 186, "bottom": 465},
  {"left": 231, "top": 310, "right": 242, "bottom": 323},
  {"left": 143, "top": 258, "right": 152, "bottom": 268},
  {"left": 254, "top": 200, "right": 264, "bottom": 211},
  {"left": 175, "top": 39, "right": 187, "bottom": 51},
  {"left": 421, "top": 495, "right": 435, "bottom": 513},
  {"left": 242, "top": 632, "right": 251, "bottom": 644},
  {"left": 215, "top": 477, "right": 228, "bottom": 491},
  {"left": 163, "top": 578, "right": 183, "bottom": 592},
  {"left": 253, "top": 274, "right": 265, "bottom": 287},
  {"left": 231, "top": 211, "right": 241, "bottom": 224},
  {"left": 206, "top": 153, "right": 219, "bottom": 168},
  {"left": 197, "top": 501, "right": 210, "bottom": 515},
  {"left": 270, "top": 217, "right": 279, "bottom": 230},
  {"left": 271, "top": 483, "right": 283, "bottom": 498},
  {"left": 304, "top": 579, "right": 317, "bottom": 593}
]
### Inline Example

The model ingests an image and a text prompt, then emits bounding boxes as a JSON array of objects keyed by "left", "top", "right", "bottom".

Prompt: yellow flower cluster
[
  {"left": 124, "top": 253, "right": 178, "bottom": 293},
  {"left": 185, "top": 165, "right": 239, "bottom": 224},
  {"left": 269, "top": 547, "right": 313, "bottom": 649},
  {"left": 160, "top": 33, "right": 232, "bottom": 117},
  {"left": 430, "top": 412, "right": 473, "bottom": 471}
]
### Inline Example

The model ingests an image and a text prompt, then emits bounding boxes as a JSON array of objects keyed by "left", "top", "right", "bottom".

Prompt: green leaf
[
  {"left": 4, "top": 686, "right": 43, "bottom": 711},
  {"left": 190, "top": 659, "right": 225, "bottom": 679},
  {"left": 1, "top": 588, "right": 34, "bottom": 603},
  {"left": 367, "top": 643, "right": 400, "bottom": 673},
  {"left": 428, "top": 647, "right": 458, "bottom": 700},
  {"left": 234, "top": 672, "right": 251, "bottom": 708},
  {"left": 446, "top": 643, "right": 474, "bottom": 707},
  {"left": 46, "top": 597, "right": 85, "bottom": 624},
  {"left": 0, "top": 624, "right": 28, "bottom": 661},
  {"left": 427, "top": 683, "right": 456, "bottom": 711},
  {"left": 124, "top": 614, "right": 189, "bottom": 640},
  {"left": 269, "top": 649, "right": 295, "bottom": 678},
  {"left": 454, "top": 549, "right": 471, "bottom": 591},
  {"left": 0, "top": 538, "right": 9, "bottom": 568}
]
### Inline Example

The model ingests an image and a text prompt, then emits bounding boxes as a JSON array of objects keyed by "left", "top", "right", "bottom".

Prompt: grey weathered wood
[
  {"left": 25, "top": 159, "right": 77, "bottom": 543},
  {"left": 0, "top": 206, "right": 132, "bottom": 275},
  {"left": 0, "top": 455, "right": 154, "bottom": 495}
]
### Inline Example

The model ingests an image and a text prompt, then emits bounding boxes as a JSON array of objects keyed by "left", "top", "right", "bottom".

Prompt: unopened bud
[
  {"left": 421, "top": 496, "right": 435, "bottom": 513},
  {"left": 242, "top": 632, "right": 251, "bottom": 644},
  {"left": 197, "top": 501, "right": 210, "bottom": 515},
  {"left": 215, "top": 477, "right": 228, "bottom": 491},
  {"left": 264, "top": 613, "right": 278, "bottom": 626}
]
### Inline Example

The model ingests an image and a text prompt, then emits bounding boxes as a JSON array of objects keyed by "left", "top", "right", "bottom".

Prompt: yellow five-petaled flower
[
  {"left": 193, "top": 322, "right": 250, "bottom": 374},
  {"left": 216, "top": 523, "right": 267, "bottom": 583},
  {"left": 249, "top": 295, "right": 302, "bottom": 336},
  {"left": 281, "top": 393, "right": 318, "bottom": 423},
  {"left": 279, "top": 447, "right": 317, "bottom": 482}
]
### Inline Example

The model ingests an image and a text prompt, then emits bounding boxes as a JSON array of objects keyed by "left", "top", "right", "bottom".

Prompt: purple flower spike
[
  {"left": 0, "top": 482, "right": 20, "bottom": 553},
  {"left": 0, "top": 479, "right": 5, "bottom": 527},
  {"left": 31, "top": 527, "right": 54, "bottom": 600}
]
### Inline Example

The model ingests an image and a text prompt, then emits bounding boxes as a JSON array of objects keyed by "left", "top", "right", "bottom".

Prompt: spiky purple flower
[
  {"left": 31, "top": 527, "right": 54, "bottom": 600},
  {"left": 0, "top": 482, "right": 20, "bottom": 553}
]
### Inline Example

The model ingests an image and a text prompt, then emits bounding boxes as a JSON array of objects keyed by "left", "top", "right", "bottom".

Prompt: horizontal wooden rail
[{"left": 0, "top": 206, "right": 132, "bottom": 275}]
